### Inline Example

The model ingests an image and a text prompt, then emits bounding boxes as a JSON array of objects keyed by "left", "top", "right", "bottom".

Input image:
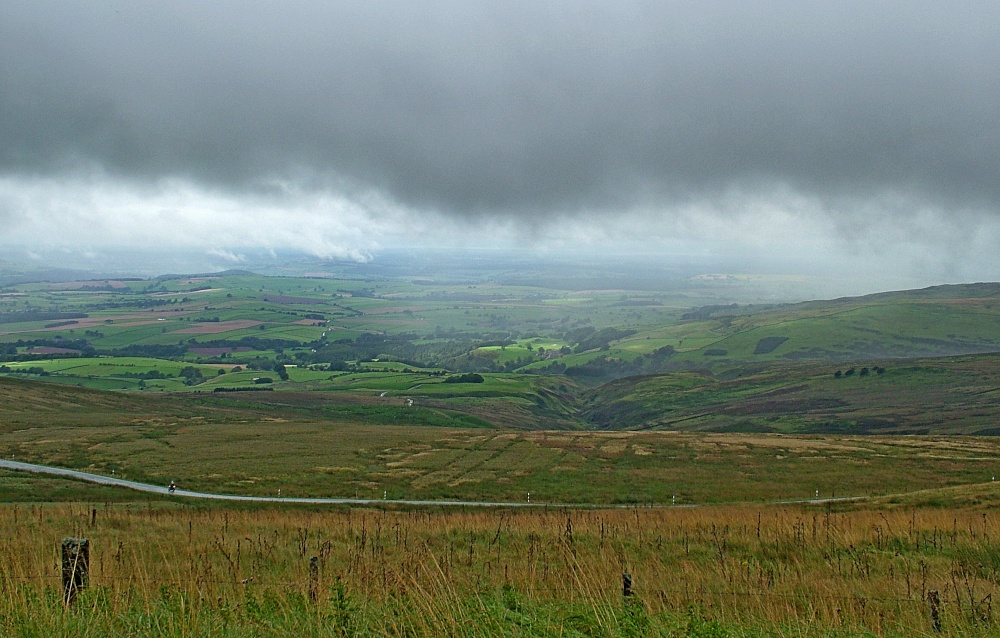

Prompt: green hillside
[
  {"left": 583, "top": 353, "right": 1000, "bottom": 434},
  {"left": 661, "top": 283, "right": 1000, "bottom": 365}
]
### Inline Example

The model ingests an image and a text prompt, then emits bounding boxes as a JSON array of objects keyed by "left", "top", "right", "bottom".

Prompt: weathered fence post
[
  {"left": 622, "top": 572, "right": 633, "bottom": 598},
  {"left": 928, "top": 589, "right": 941, "bottom": 633},
  {"left": 309, "top": 556, "right": 320, "bottom": 603},
  {"left": 61, "top": 537, "right": 89, "bottom": 605}
]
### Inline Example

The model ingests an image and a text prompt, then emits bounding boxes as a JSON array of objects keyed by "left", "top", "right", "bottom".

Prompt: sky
[{"left": 1, "top": 1, "right": 999, "bottom": 291}]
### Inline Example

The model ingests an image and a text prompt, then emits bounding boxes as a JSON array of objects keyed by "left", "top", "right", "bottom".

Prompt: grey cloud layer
[{"left": 2, "top": 1, "right": 998, "bottom": 218}]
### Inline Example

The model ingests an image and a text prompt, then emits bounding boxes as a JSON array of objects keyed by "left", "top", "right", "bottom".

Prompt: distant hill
[
  {"left": 0, "top": 268, "right": 138, "bottom": 288},
  {"left": 154, "top": 269, "right": 256, "bottom": 281},
  {"left": 581, "top": 283, "right": 1000, "bottom": 433},
  {"left": 657, "top": 282, "right": 1000, "bottom": 365}
]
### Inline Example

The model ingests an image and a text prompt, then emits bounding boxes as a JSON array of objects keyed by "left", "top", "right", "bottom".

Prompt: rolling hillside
[
  {"left": 656, "top": 283, "right": 1000, "bottom": 365},
  {"left": 583, "top": 354, "right": 1000, "bottom": 434}
]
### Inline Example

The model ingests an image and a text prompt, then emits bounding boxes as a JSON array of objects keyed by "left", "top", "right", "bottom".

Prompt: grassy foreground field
[{"left": 4, "top": 492, "right": 1000, "bottom": 636}]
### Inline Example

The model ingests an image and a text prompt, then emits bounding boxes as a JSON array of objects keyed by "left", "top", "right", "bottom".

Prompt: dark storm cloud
[{"left": 1, "top": 1, "right": 998, "bottom": 218}]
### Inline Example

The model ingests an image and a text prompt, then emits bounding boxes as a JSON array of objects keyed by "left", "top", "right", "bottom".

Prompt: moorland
[{"left": 3, "top": 253, "right": 1000, "bottom": 636}]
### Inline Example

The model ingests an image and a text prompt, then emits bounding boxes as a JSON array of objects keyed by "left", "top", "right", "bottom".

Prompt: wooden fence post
[
  {"left": 928, "top": 589, "right": 941, "bottom": 633},
  {"left": 622, "top": 572, "right": 633, "bottom": 598},
  {"left": 61, "top": 537, "right": 89, "bottom": 605},
  {"left": 309, "top": 556, "right": 320, "bottom": 603}
]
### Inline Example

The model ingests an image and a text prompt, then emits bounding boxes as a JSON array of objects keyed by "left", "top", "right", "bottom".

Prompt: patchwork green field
[
  {"left": 5, "top": 264, "right": 1000, "bottom": 435},
  {"left": 5, "top": 268, "right": 1000, "bottom": 385}
]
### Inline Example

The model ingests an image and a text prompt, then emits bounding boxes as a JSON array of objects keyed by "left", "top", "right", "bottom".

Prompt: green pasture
[
  {"left": 336, "top": 316, "right": 427, "bottom": 334},
  {"left": 259, "top": 324, "right": 326, "bottom": 341},
  {"left": 183, "top": 369, "right": 275, "bottom": 387},
  {"left": 403, "top": 374, "right": 539, "bottom": 397},
  {"left": 78, "top": 323, "right": 182, "bottom": 348},
  {"left": 355, "top": 360, "right": 433, "bottom": 372},
  {"left": 0, "top": 357, "right": 224, "bottom": 392},
  {"left": 308, "top": 372, "right": 440, "bottom": 393},
  {"left": 1, "top": 356, "right": 216, "bottom": 376},
  {"left": 472, "top": 344, "right": 538, "bottom": 365},
  {"left": 187, "top": 349, "right": 275, "bottom": 361},
  {"left": 0, "top": 330, "right": 67, "bottom": 343}
]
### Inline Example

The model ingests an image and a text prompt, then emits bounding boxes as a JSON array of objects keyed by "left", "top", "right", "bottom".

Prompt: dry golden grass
[{"left": 2, "top": 500, "right": 1000, "bottom": 635}]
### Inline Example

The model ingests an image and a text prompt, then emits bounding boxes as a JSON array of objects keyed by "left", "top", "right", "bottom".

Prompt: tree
[
  {"left": 179, "top": 366, "right": 204, "bottom": 386},
  {"left": 274, "top": 363, "right": 289, "bottom": 381}
]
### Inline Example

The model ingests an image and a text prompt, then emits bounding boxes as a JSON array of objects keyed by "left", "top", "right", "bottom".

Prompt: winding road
[
  {"left": 0, "top": 459, "right": 563, "bottom": 507},
  {"left": 0, "top": 458, "right": 866, "bottom": 509}
]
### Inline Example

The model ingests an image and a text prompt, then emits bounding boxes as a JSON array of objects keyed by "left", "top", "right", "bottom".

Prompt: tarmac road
[
  {"left": 0, "top": 458, "right": 864, "bottom": 509},
  {"left": 0, "top": 459, "right": 559, "bottom": 507}
]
